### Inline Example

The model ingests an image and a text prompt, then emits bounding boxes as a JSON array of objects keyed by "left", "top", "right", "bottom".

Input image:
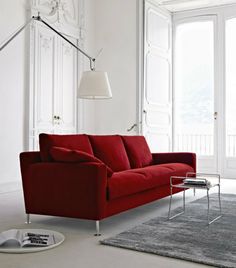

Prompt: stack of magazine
[
  {"left": 0, "top": 229, "right": 55, "bottom": 248},
  {"left": 183, "top": 178, "right": 211, "bottom": 187}
]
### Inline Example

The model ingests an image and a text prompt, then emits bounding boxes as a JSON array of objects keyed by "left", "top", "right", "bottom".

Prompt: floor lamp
[{"left": 0, "top": 13, "right": 112, "bottom": 99}]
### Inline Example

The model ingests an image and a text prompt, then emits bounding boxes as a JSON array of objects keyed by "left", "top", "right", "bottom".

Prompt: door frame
[
  {"left": 222, "top": 6, "right": 236, "bottom": 178},
  {"left": 137, "top": 0, "right": 145, "bottom": 135}
]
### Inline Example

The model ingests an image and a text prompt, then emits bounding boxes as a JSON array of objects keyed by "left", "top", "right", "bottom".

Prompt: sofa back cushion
[
  {"left": 39, "top": 133, "right": 93, "bottom": 162},
  {"left": 89, "top": 135, "right": 131, "bottom": 172},
  {"left": 121, "top": 135, "right": 153, "bottom": 168},
  {"left": 50, "top": 147, "right": 113, "bottom": 177}
]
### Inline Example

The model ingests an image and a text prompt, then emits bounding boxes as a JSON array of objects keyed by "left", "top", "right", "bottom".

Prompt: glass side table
[{"left": 168, "top": 172, "right": 222, "bottom": 225}]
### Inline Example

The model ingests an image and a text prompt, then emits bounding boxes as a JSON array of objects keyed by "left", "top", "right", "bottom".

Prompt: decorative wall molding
[
  {"left": 62, "top": 42, "right": 73, "bottom": 56},
  {"left": 31, "top": 0, "right": 85, "bottom": 40},
  {"left": 40, "top": 35, "right": 53, "bottom": 50},
  {"left": 29, "top": 0, "right": 83, "bottom": 150}
]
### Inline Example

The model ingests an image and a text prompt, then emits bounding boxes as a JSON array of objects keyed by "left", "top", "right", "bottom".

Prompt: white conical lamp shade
[{"left": 78, "top": 71, "right": 112, "bottom": 99}]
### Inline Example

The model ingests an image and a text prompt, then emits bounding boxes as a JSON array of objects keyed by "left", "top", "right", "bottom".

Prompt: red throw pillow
[
  {"left": 50, "top": 147, "right": 113, "bottom": 177},
  {"left": 39, "top": 133, "right": 93, "bottom": 162},
  {"left": 89, "top": 135, "right": 131, "bottom": 172},
  {"left": 122, "top": 136, "right": 153, "bottom": 168}
]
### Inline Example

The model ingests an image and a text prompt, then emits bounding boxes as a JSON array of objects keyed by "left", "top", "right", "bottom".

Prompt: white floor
[{"left": 0, "top": 179, "right": 235, "bottom": 268}]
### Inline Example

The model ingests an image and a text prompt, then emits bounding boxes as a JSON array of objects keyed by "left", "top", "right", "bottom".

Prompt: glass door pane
[{"left": 174, "top": 20, "right": 215, "bottom": 157}]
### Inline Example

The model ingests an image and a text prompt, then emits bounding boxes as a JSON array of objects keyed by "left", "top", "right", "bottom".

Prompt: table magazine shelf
[{"left": 168, "top": 172, "right": 222, "bottom": 225}]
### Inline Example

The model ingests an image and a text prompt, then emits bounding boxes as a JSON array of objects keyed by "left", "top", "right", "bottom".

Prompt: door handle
[
  {"left": 214, "top": 112, "right": 218, "bottom": 120},
  {"left": 127, "top": 123, "right": 137, "bottom": 132},
  {"left": 53, "top": 115, "right": 61, "bottom": 125}
]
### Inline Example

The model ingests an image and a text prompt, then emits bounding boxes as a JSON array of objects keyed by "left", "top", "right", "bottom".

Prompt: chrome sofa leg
[
  {"left": 94, "top": 220, "right": 101, "bottom": 236},
  {"left": 25, "top": 214, "right": 31, "bottom": 224}
]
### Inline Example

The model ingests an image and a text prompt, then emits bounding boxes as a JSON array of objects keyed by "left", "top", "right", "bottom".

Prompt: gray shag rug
[{"left": 101, "top": 194, "right": 236, "bottom": 268}]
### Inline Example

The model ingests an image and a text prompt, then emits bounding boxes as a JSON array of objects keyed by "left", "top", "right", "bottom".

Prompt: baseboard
[{"left": 0, "top": 180, "right": 22, "bottom": 194}]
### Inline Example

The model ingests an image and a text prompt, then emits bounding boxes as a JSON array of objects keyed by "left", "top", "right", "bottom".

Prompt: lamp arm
[
  {"left": 0, "top": 14, "right": 96, "bottom": 71},
  {"left": 0, "top": 17, "right": 34, "bottom": 52},
  {"left": 33, "top": 15, "right": 96, "bottom": 70}
]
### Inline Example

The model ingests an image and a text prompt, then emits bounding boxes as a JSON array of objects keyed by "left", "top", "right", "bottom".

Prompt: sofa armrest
[
  {"left": 152, "top": 152, "right": 196, "bottom": 172},
  {"left": 22, "top": 161, "right": 108, "bottom": 220},
  {"left": 20, "top": 151, "right": 41, "bottom": 173},
  {"left": 20, "top": 152, "right": 42, "bottom": 187}
]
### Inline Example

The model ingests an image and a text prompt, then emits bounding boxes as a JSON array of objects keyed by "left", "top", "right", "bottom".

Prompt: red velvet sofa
[{"left": 20, "top": 134, "right": 196, "bottom": 235}]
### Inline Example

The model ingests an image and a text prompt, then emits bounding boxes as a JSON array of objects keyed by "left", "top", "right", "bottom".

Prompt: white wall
[
  {"left": 0, "top": 0, "right": 30, "bottom": 192},
  {"left": 78, "top": 0, "right": 97, "bottom": 134},
  {"left": 84, "top": 0, "right": 139, "bottom": 135}
]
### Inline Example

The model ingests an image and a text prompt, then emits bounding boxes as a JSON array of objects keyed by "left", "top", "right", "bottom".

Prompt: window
[{"left": 174, "top": 20, "right": 214, "bottom": 156}]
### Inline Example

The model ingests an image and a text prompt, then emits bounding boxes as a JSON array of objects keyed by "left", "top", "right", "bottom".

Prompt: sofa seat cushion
[
  {"left": 157, "top": 163, "right": 194, "bottom": 176},
  {"left": 39, "top": 134, "right": 93, "bottom": 162},
  {"left": 122, "top": 136, "right": 153, "bottom": 168},
  {"left": 89, "top": 135, "right": 131, "bottom": 172},
  {"left": 108, "top": 163, "right": 194, "bottom": 200},
  {"left": 50, "top": 147, "right": 113, "bottom": 177}
]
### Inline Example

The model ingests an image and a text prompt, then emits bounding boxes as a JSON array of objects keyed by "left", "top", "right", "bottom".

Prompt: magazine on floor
[{"left": 0, "top": 229, "right": 55, "bottom": 248}]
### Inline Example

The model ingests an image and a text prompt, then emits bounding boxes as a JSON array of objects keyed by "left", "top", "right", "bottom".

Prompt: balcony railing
[
  {"left": 227, "top": 135, "right": 236, "bottom": 157},
  {"left": 174, "top": 134, "right": 236, "bottom": 157}
]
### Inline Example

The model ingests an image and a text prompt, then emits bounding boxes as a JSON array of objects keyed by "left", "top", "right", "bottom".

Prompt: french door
[
  {"left": 173, "top": 16, "right": 218, "bottom": 173},
  {"left": 142, "top": 3, "right": 236, "bottom": 178},
  {"left": 142, "top": 0, "right": 172, "bottom": 153},
  {"left": 173, "top": 6, "right": 236, "bottom": 178}
]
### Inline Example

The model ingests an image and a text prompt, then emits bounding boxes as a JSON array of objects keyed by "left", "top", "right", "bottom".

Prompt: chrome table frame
[{"left": 168, "top": 172, "right": 222, "bottom": 225}]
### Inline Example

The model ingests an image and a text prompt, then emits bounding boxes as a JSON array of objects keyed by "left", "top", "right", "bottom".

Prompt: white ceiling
[{"left": 158, "top": 0, "right": 236, "bottom": 12}]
